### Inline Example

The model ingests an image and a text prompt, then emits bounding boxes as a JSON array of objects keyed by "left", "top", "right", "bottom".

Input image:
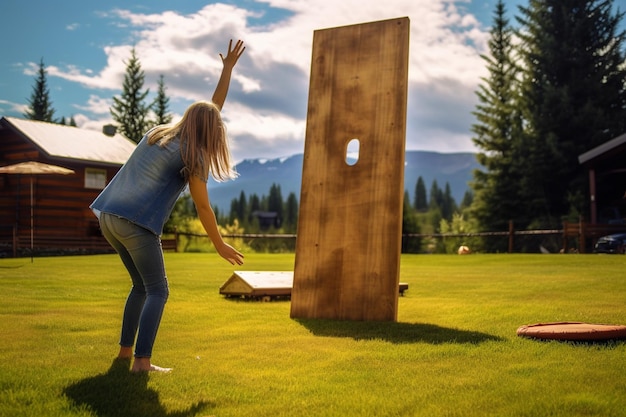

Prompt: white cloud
[
  {"left": 0, "top": 99, "right": 27, "bottom": 115},
  {"left": 45, "top": 0, "right": 490, "bottom": 160},
  {"left": 74, "top": 95, "right": 114, "bottom": 115}
]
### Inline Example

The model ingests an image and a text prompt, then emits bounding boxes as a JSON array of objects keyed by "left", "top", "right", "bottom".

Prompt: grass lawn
[{"left": 0, "top": 253, "right": 625, "bottom": 417}]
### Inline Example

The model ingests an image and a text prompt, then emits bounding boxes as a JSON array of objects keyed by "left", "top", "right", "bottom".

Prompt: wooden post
[
  {"left": 579, "top": 218, "right": 586, "bottom": 254},
  {"left": 12, "top": 223, "right": 17, "bottom": 258},
  {"left": 291, "top": 17, "right": 410, "bottom": 321},
  {"left": 508, "top": 220, "right": 514, "bottom": 254},
  {"left": 588, "top": 168, "right": 597, "bottom": 224},
  {"left": 562, "top": 221, "right": 569, "bottom": 253}
]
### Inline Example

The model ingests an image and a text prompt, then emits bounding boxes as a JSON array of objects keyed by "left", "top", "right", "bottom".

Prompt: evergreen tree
[
  {"left": 470, "top": 0, "right": 526, "bottom": 248},
  {"left": 516, "top": 0, "right": 626, "bottom": 227},
  {"left": 267, "top": 184, "right": 284, "bottom": 225},
  {"left": 440, "top": 182, "right": 457, "bottom": 220},
  {"left": 231, "top": 191, "right": 247, "bottom": 225},
  {"left": 248, "top": 193, "right": 261, "bottom": 225},
  {"left": 428, "top": 180, "right": 443, "bottom": 210},
  {"left": 402, "top": 190, "right": 422, "bottom": 253},
  {"left": 284, "top": 192, "right": 299, "bottom": 233},
  {"left": 110, "top": 48, "right": 150, "bottom": 143},
  {"left": 24, "top": 58, "right": 56, "bottom": 122},
  {"left": 229, "top": 198, "right": 239, "bottom": 224},
  {"left": 459, "top": 190, "right": 474, "bottom": 211},
  {"left": 413, "top": 176, "right": 428, "bottom": 211},
  {"left": 152, "top": 74, "right": 173, "bottom": 126}
]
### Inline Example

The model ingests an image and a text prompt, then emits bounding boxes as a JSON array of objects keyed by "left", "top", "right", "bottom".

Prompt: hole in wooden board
[{"left": 345, "top": 138, "right": 360, "bottom": 166}]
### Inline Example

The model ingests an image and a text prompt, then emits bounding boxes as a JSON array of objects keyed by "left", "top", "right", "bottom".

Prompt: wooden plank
[{"left": 291, "top": 18, "right": 410, "bottom": 321}]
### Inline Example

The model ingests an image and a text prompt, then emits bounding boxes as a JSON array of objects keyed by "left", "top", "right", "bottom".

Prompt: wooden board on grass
[
  {"left": 291, "top": 18, "right": 410, "bottom": 321},
  {"left": 220, "top": 271, "right": 410, "bottom": 300},
  {"left": 220, "top": 271, "right": 294, "bottom": 299}
]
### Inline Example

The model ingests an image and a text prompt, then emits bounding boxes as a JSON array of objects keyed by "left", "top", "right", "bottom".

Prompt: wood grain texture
[{"left": 291, "top": 17, "right": 410, "bottom": 321}]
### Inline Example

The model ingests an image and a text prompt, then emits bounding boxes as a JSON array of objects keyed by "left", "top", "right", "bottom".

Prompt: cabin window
[{"left": 85, "top": 168, "right": 107, "bottom": 189}]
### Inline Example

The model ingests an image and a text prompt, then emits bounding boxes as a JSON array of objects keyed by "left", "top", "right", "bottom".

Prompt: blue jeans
[{"left": 99, "top": 212, "right": 169, "bottom": 358}]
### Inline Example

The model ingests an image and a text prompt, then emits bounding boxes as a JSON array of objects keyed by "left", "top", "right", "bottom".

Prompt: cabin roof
[
  {"left": 578, "top": 131, "right": 626, "bottom": 166},
  {"left": 1, "top": 116, "right": 136, "bottom": 165}
]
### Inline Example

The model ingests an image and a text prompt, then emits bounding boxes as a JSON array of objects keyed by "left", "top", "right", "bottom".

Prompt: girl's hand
[
  {"left": 219, "top": 39, "right": 245, "bottom": 69},
  {"left": 217, "top": 242, "right": 245, "bottom": 265}
]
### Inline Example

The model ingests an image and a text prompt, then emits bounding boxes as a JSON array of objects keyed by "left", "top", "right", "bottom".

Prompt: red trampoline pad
[{"left": 517, "top": 322, "right": 626, "bottom": 341}]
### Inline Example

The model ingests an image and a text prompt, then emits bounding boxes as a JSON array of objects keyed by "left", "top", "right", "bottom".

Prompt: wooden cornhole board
[
  {"left": 220, "top": 271, "right": 409, "bottom": 301},
  {"left": 220, "top": 271, "right": 294, "bottom": 301},
  {"left": 290, "top": 17, "right": 410, "bottom": 321}
]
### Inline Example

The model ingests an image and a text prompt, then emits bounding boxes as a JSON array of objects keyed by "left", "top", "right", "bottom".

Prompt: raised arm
[{"left": 212, "top": 39, "right": 246, "bottom": 110}]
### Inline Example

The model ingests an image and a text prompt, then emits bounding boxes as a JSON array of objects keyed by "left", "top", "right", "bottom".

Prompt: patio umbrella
[{"left": 0, "top": 161, "right": 75, "bottom": 261}]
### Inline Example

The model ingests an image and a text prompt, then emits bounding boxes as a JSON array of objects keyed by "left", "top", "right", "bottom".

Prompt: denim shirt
[{"left": 90, "top": 132, "right": 190, "bottom": 236}]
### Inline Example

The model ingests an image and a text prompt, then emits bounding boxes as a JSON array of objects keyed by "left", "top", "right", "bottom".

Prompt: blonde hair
[{"left": 147, "top": 101, "right": 237, "bottom": 182}]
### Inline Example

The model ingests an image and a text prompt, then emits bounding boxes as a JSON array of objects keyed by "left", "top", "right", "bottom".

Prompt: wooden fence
[
  {"left": 2, "top": 220, "right": 625, "bottom": 257},
  {"left": 185, "top": 219, "right": 624, "bottom": 254}
]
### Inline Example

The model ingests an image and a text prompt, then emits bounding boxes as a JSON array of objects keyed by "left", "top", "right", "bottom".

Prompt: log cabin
[
  {"left": 0, "top": 116, "right": 136, "bottom": 256},
  {"left": 578, "top": 132, "right": 626, "bottom": 225}
]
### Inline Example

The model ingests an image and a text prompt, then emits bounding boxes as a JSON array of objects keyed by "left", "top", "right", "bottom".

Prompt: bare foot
[
  {"left": 131, "top": 364, "right": 172, "bottom": 373},
  {"left": 131, "top": 357, "right": 172, "bottom": 373},
  {"left": 148, "top": 364, "right": 173, "bottom": 373}
]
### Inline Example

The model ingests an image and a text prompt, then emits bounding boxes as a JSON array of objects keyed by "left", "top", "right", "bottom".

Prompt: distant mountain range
[{"left": 207, "top": 151, "right": 481, "bottom": 212}]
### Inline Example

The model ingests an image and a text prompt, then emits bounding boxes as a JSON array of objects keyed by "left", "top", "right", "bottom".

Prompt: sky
[{"left": 1, "top": 0, "right": 624, "bottom": 163}]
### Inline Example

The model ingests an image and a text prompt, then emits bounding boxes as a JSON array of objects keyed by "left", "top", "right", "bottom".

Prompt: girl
[{"left": 91, "top": 39, "right": 246, "bottom": 372}]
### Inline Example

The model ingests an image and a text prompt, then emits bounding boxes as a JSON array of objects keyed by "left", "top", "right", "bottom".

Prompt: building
[
  {"left": 578, "top": 132, "right": 626, "bottom": 225},
  {"left": 0, "top": 116, "right": 135, "bottom": 256}
]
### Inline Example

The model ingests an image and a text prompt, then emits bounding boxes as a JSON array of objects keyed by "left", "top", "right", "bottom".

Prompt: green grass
[{"left": 1, "top": 253, "right": 625, "bottom": 417}]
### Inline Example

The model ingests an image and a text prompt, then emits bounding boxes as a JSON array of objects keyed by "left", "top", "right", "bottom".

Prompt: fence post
[
  {"left": 562, "top": 221, "right": 569, "bottom": 253},
  {"left": 12, "top": 224, "right": 17, "bottom": 258},
  {"left": 578, "top": 218, "right": 586, "bottom": 254},
  {"left": 508, "top": 220, "right": 514, "bottom": 253}
]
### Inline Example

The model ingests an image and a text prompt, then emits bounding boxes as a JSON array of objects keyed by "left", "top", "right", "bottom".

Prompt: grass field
[{"left": 0, "top": 253, "right": 625, "bottom": 417}]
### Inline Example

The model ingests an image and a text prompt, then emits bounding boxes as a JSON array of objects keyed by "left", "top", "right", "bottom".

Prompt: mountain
[{"left": 207, "top": 151, "right": 481, "bottom": 212}]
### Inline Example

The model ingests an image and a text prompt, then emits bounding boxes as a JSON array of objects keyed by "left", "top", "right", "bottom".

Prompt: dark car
[{"left": 594, "top": 233, "right": 626, "bottom": 254}]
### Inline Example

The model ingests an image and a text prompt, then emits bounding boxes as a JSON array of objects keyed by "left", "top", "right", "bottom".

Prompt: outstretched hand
[
  {"left": 219, "top": 39, "right": 245, "bottom": 69},
  {"left": 217, "top": 242, "right": 245, "bottom": 266},
  {"left": 211, "top": 40, "right": 245, "bottom": 111}
]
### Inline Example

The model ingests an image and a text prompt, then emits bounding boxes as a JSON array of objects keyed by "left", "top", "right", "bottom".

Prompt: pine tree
[
  {"left": 413, "top": 176, "right": 428, "bottom": 211},
  {"left": 152, "top": 74, "right": 173, "bottom": 126},
  {"left": 110, "top": 48, "right": 150, "bottom": 143},
  {"left": 248, "top": 194, "right": 261, "bottom": 224},
  {"left": 284, "top": 192, "right": 299, "bottom": 233},
  {"left": 24, "top": 58, "right": 56, "bottom": 122},
  {"left": 440, "top": 183, "right": 457, "bottom": 220},
  {"left": 230, "top": 191, "right": 247, "bottom": 225},
  {"left": 516, "top": 0, "right": 626, "bottom": 227},
  {"left": 428, "top": 180, "right": 442, "bottom": 210},
  {"left": 470, "top": 0, "right": 524, "bottom": 238},
  {"left": 402, "top": 190, "right": 422, "bottom": 253},
  {"left": 268, "top": 184, "right": 284, "bottom": 226},
  {"left": 228, "top": 198, "right": 239, "bottom": 225}
]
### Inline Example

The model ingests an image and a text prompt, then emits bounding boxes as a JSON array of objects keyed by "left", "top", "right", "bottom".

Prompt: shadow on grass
[
  {"left": 63, "top": 358, "right": 213, "bottom": 417},
  {"left": 296, "top": 319, "right": 503, "bottom": 344}
]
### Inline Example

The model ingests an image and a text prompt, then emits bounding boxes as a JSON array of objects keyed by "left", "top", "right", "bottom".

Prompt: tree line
[
  {"left": 162, "top": 175, "right": 468, "bottom": 253},
  {"left": 470, "top": 0, "right": 626, "bottom": 251},
  {"left": 22, "top": 0, "right": 626, "bottom": 253},
  {"left": 24, "top": 50, "right": 172, "bottom": 141}
]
